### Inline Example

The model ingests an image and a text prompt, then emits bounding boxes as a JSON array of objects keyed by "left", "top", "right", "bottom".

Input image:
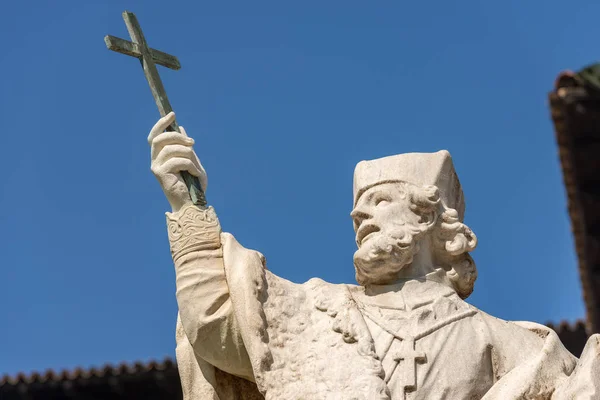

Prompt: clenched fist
[{"left": 148, "top": 112, "right": 207, "bottom": 212}]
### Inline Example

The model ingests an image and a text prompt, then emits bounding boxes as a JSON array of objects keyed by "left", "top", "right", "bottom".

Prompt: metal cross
[
  {"left": 105, "top": 11, "right": 206, "bottom": 207},
  {"left": 392, "top": 337, "right": 426, "bottom": 399}
]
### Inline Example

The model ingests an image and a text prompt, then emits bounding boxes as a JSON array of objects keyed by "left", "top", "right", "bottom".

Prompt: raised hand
[{"left": 148, "top": 112, "right": 207, "bottom": 212}]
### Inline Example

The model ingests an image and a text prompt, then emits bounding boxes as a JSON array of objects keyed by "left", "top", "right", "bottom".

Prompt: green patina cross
[{"left": 105, "top": 11, "right": 206, "bottom": 207}]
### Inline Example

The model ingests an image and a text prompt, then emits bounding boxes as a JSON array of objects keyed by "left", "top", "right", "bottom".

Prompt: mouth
[{"left": 356, "top": 224, "right": 381, "bottom": 245}]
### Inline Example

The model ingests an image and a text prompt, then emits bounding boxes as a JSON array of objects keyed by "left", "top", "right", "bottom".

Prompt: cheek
[{"left": 375, "top": 204, "right": 409, "bottom": 228}]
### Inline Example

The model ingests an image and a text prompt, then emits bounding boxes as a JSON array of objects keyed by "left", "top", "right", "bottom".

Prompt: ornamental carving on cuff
[{"left": 166, "top": 205, "right": 221, "bottom": 261}]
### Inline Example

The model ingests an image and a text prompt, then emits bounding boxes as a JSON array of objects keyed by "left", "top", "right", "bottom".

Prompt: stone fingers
[
  {"left": 151, "top": 132, "right": 195, "bottom": 161},
  {"left": 147, "top": 112, "right": 208, "bottom": 194},
  {"left": 165, "top": 125, "right": 208, "bottom": 191},
  {"left": 153, "top": 144, "right": 202, "bottom": 175},
  {"left": 153, "top": 158, "right": 203, "bottom": 178},
  {"left": 148, "top": 111, "right": 176, "bottom": 144}
]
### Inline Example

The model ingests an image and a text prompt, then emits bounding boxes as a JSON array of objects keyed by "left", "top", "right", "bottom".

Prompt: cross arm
[{"left": 104, "top": 35, "right": 181, "bottom": 70}]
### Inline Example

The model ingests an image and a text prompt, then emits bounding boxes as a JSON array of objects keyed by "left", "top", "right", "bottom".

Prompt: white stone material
[
  {"left": 353, "top": 150, "right": 465, "bottom": 221},
  {"left": 148, "top": 112, "right": 600, "bottom": 399}
]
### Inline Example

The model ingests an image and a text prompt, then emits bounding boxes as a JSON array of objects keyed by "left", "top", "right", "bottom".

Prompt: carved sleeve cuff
[{"left": 166, "top": 204, "right": 222, "bottom": 262}]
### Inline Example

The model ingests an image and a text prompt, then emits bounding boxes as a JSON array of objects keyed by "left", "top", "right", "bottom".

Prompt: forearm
[
  {"left": 174, "top": 246, "right": 227, "bottom": 349},
  {"left": 167, "top": 205, "right": 253, "bottom": 380}
]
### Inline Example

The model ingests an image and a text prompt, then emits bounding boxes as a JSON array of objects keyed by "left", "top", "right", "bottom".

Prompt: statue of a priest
[{"left": 148, "top": 112, "right": 600, "bottom": 400}]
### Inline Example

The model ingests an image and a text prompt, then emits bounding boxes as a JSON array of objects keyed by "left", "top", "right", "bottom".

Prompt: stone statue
[{"left": 148, "top": 112, "right": 600, "bottom": 399}]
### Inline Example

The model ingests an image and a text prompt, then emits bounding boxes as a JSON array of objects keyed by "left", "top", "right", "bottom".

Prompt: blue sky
[{"left": 1, "top": 0, "right": 597, "bottom": 375}]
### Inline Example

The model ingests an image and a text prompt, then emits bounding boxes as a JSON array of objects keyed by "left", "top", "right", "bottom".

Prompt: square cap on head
[{"left": 353, "top": 150, "right": 465, "bottom": 220}]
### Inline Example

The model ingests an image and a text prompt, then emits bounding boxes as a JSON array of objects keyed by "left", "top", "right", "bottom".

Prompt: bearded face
[{"left": 351, "top": 183, "right": 428, "bottom": 285}]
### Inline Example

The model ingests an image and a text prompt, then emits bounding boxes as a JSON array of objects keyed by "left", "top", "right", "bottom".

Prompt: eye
[{"left": 374, "top": 197, "right": 391, "bottom": 206}]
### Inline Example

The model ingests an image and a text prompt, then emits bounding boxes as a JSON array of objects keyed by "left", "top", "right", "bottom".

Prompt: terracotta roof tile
[{"left": 0, "top": 358, "right": 176, "bottom": 386}]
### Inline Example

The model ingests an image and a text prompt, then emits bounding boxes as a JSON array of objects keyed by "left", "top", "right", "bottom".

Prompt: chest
[{"left": 364, "top": 310, "right": 495, "bottom": 400}]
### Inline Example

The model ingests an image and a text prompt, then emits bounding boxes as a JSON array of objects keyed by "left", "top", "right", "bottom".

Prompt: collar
[{"left": 351, "top": 268, "right": 457, "bottom": 311}]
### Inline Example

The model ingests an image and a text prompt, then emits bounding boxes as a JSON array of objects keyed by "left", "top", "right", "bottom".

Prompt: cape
[{"left": 175, "top": 233, "right": 600, "bottom": 399}]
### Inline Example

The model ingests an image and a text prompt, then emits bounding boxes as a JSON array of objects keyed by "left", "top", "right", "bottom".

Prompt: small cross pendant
[{"left": 392, "top": 337, "right": 426, "bottom": 397}]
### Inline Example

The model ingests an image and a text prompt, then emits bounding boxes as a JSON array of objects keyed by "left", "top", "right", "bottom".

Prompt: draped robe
[{"left": 174, "top": 233, "right": 600, "bottom": 399}]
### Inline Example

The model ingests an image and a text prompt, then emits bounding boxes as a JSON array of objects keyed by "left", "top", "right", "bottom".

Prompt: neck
[
  {"left": 395, "top": 237, "right": 436, "bottom": 279},
  {"left": 363, "top": 268, "right": 449, "bottom": 297}
]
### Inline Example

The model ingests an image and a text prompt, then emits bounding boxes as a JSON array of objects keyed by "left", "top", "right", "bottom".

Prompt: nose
[{"left": 350, "top": 207, "right": 373, "bottom": 229}]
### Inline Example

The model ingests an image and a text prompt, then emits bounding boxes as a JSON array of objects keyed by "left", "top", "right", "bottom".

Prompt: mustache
[
  {"left": 355, "top": 223, "right": 380, "bottom": 246},
  {"left": 366, "top": 235, "right": 410, "bottom": 260},
  {"left": 353, "top": 226, "right": 420, "bottom": 285},
  {"left": 357, "top": 223, "right": 419, "bottom": 249},
  {"left": 360, "top": 229, "right": 416, "bottom": 262},
  {"left": 386, "top": 226, "right": 417, "bottom": 248}
]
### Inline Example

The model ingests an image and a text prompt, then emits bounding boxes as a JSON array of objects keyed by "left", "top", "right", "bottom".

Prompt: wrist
[
  {"left": 170, "top": 201, "right": 190, "bottom": 214},
  {"left": 167, "top": 195, "right": 193, "bottom": 214}
]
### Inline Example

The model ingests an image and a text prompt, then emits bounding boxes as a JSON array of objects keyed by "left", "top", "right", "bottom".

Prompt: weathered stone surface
[{"left": 148, "top": 117, "right": 600, "bottom": 399}]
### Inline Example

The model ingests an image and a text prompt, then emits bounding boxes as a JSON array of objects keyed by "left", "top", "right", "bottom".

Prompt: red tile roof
[
  {"left": 0, "top": 358, "right": 175, "bottom": 386},
  {"left": 1, "top": 358, "right": 182, "bottom": 400}
]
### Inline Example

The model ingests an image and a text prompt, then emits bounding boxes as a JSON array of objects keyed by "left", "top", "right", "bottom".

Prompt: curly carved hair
[{"left": 406, "top": 183, "right": 478, "bottom": 299}]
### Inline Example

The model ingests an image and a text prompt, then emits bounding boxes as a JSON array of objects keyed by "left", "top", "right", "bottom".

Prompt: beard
[{"left": 353, "top": 224, "right": 422, "bottom": 285}]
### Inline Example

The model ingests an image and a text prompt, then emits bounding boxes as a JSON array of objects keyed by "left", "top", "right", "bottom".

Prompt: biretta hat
[{"left": 353, "top": 150, "right": 465, "bottom": 220}]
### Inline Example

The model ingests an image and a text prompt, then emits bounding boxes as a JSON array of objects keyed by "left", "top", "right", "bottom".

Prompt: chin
[{"left": 353, "top": 248, "right": 413, "bottom": 286}]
